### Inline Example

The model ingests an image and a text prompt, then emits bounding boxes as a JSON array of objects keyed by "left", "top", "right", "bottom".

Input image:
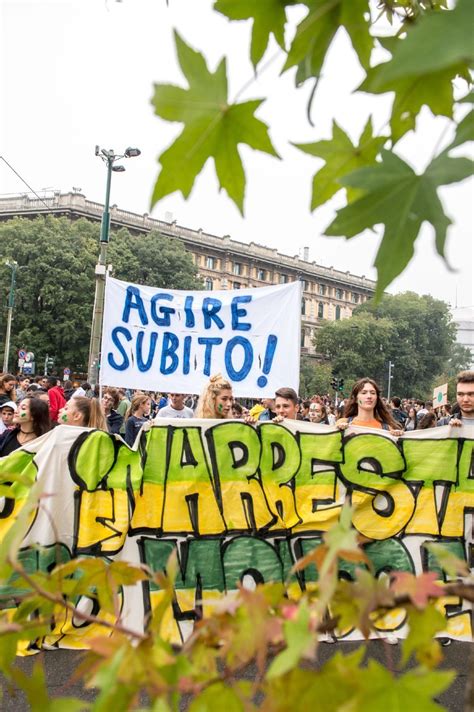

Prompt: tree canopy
[
  {"left": 314, "top": 292, "right": 470, "bottom": 398},
  {"left": 0, "top": 216, "right": 202, "bottom": 373},
  {"left": 150, "top": 0, "right": 473, "bottom": 298}
]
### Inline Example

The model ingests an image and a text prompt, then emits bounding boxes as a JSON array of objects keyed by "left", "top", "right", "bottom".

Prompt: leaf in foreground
[
  {"left": 284, "top": 0, "right": 373, "bottom": 84},
  {"left": 266, "top": 601, "right": 314, "bottom": 679},
  {"left": 325, "top": 149, "right": 472, "bottom": 299},
  {"left": 214, "top": 0, "right": 288, "bottom": 68},
  {"left": 151, "top": 32, "right": 279, "bottom": 215},
  {"left": 402, "top": 606, "right": 447, "bottom": 668},
  {"left": 359, "top": 63, "right": 462, "bottom": 144},
  {"left": 357, "top": 660, "right": 455, "bottom": 712},
  {"left": 294, "top": 118, "right": 386, "bottom": 209},
  {"left": 372, "top": 0, "right": 473, "bottom": 86}
]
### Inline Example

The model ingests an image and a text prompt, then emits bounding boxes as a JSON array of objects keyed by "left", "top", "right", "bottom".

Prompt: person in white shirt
[{"left": 157, "top": 393, "right": 194, "bottom": 419}]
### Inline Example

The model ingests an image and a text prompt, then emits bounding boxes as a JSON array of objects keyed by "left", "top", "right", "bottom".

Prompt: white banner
[{"left": 100, "top": 277, "right": 302, "bottom": 396}]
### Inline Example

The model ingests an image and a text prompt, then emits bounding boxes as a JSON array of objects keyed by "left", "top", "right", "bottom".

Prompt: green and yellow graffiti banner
[{"left": 0, "top": 419, "right": 472, "bottom": 650}]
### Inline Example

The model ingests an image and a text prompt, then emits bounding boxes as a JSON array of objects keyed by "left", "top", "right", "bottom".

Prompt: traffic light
[
  {"left": 331, "top": 377, "right": 338, "bottom": 390},
  {"left": 47, "top": 357, "right": 54, "bottom": 370},
  {"left": 338, "top": 378, "right": 344, "bottom": 392}
]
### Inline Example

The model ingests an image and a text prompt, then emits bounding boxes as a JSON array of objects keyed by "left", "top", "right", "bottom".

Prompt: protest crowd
[{"left": 0, "top": 369, "right": 473, "bottom": 457}]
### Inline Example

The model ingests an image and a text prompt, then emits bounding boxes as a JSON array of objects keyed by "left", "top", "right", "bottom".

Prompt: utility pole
[
  {"left": 87, "top": 146, "right": 141, "bottom": 384},
  {"left": 2, "top": 260, "right": 18, "bottom": 373},
  {"left": 387, "top": 361, "right": 394, "bottom": 401}
]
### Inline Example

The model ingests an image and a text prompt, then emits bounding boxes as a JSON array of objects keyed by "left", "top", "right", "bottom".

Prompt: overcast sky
[{"left": 1, "top": 0, "right": 472, "bottom": 307}]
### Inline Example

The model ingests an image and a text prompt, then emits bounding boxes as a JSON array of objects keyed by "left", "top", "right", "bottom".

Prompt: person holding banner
[
  {"left": 124, "top": 394, "right": 152, "bottom": 446},
  {"left": 58, "top": 397, "right": 107, "bottom": 431},
  {"left": 450, "top": 370, "right": 474, "bottom": 426},
  {"left": 273, "top": 387, "right": 299, "bottom": 422},
  {"left": 337, "top": 378, "right": 402, "bottom": 435},
  {"left": 195, "top": 374, "right": 233, "bottom": 419}
]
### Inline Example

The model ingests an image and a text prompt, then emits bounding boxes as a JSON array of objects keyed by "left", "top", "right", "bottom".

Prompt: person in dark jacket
[
  {"left": 63, "top": 380, "right": 75, "bottom": 401},
  {"left": 101, "top": 388, "right": 124, "bottom": 435},
  {"left": 390, "top": 397, "right": 407, "bottom": 427}
]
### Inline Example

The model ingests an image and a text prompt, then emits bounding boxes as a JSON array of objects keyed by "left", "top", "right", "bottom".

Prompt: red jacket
[{"left": 48, "top": 386, "right": 66, "bottom": 422}]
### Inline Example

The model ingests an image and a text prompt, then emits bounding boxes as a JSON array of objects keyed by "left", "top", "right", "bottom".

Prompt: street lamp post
[
  {"left": 387, "top": 360, "right": 394, "bottom": 401},
  {"left": 87, "top": 146, "right": 141, "bottom": 384},
  {"left": 2, "top": 260, "right": 18, "bottom": 373}
]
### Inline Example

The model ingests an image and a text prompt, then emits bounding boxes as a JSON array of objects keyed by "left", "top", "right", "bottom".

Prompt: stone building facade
[{"left": 0, "top": 192, "right": 376, "bottom": 355}]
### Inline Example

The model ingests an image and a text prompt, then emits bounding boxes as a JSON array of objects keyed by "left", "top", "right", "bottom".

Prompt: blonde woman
[
  {"left": 125, "top": 394, "right": 151, "bottom": 446},
  {"left": 195, "top": 374, "right": 233, "bottom": 419},
  {"left": 58, "top": 397, "right": 107, "bottom": 431}
]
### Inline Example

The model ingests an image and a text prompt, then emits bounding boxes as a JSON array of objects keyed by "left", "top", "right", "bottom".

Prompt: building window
[
  {"left": 301, "top": 328, "right": 306, "bottom": 347},
  {"left": 335, "top": 305, "right": 341, "bottom": 320},
  {"left": 233, "top": 262, "right": 242, "bottom": 276},
  {"left": 279, "top": 274, "right": 288, "bottom": 284},
  {"left": 206, "top": 256, "right": 215, "bottom": 269},
  {"left": 335, "top": 288, "right": 344, "bottom": 300},
  {"left": 301, "top": 299, "right": 306, "bottom": 315},
  {"left": 351, "top": 293, "right": 359, "bottom": 304},
  {"left": 302, "top": 280, "right": 309, "bottom": 291},
  {"left": 233, "top": 281, "right": 241, "bottom": 289},
  {"left": 257, "top": 268, "right": 267, "bottom": 281},
  {"left": 318, "top": 302, "right": 324, "bottom": 319},
  {"left": 205, "top": 278, "right": 213, "bottom": 290},
  {"left": 318, "top": 284, "right": 326, "bottom": 296}
]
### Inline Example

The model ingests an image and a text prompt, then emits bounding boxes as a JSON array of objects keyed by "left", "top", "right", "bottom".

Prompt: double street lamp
[{"left": 87, "top": 146, "right": 141, "bottom": 384}]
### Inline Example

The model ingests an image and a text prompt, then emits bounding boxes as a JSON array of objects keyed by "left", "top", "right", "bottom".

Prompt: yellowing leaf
[
  {"left": 402, "top": 606, "right": 446, "bottom": 668},
  {"left": 151, "top": 32, "right": 279, "bottom": 215}
]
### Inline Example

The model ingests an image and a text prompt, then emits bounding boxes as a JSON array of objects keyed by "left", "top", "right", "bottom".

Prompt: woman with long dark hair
[
  {"left": 337, "top": 378, "right": 402, "bottom": 435},
  {"left": 0, "top": 397, "right": 51, "bottom": 457},
  {"left": 404, "top": 406, "right": 418, "bottom": 431},
  {"left": 0, "top": 373, "right": 17, "bottom": 407}
]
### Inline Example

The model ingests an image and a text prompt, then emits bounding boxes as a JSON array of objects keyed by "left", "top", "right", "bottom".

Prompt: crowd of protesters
[{"left": 0, "top": 369, "right": 472, "bottom": 456}]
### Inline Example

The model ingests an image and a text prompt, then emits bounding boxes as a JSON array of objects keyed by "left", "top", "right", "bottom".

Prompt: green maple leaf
[
  {"left": 294, "top": 118, "right": 386, "bottom": 209},
  {"left": 325, "top": 149, "right": 473, "bottom": 299},
  {"left": 359, "top": 63, "right": 462, "bottom": 144},
  {"left": 357, "top": 661, "right": 455, "bottom": 712},
  {"left": 373, "top": 0, "right": 474, "bottom": 87},
  {"left": 214, "top": 0, "right": 289, "bottom": 68},
  {"left": 151, "top": 32, "right": 279, "bottom": 215},
  {"left": 446, "top": 109, "right": 474, "bottom": 150},
  {"left": 284, "top": 0, "right": 373, "bottom": 84}
]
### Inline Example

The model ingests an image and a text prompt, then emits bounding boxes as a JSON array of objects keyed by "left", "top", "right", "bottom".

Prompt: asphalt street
[{"left": 1, "top": 641, "right": 472, "bottom": 711}]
